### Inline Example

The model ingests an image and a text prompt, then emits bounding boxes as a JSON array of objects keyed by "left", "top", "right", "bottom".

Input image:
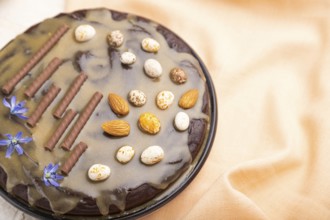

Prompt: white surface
[
  {"left": 0, "top": 1, "right": 64, "bottom": 219},
  {"left": 0, "top": 0, "right": 64, "bottom": 47}
]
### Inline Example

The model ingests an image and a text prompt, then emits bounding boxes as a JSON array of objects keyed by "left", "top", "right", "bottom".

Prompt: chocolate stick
[
  {"left": 24, "top": 57, "right": 63, "bottom": 98},
  {"left": 1, "top": 24, "right": 69, "bottom": 95},
  {"left": 61, "top": 92, "right": 103, "bottom": 151},
  {"left": 61, "top": 142, "right": 88, "bottom": 175},
  {"left": 27, "top": 84, "right": 61, "bottom": 127},
  {"left": 53, "top": 73, "right": 88, "bottom": 119},
  {"left": 44, "top": 109, "right": 77, "bottom": 151}
]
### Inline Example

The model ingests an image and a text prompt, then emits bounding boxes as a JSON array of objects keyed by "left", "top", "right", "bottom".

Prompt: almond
[
  {"left": 141, "top": 38, "right": 160, "bottom": 53},
  {"left": 156, "top": 90, "right": 174, "bottom": 110},
  {"left": 174, "top": 111, "right": 190, "bottom": 131},
  {"left": 178, "top": 89, "right": 199, "bottom": 109},
  {"left": 140, "top": 145, "right": 164, "bottom": 165},
  {"left": 138, "top": 112, "right": 161, "bottom": 135},
  {"left": 170, "top": 67, "right": 187, "bottom": 84},
  {"left": 116, "top": 145, "right": 135, "bottom": 164},
  {"left": 102, "top": 120, "right": 130, "bottom": 137},
  {"left": 88, "top": 164, "right": 111, "bottom": 181},
  {"left": 107, "top": 30, "right": 124, "bottom": 48},
  {"left": 75, "top": 25, "right": 96, "bottom": 42},
  {"left": 108, "top": 93, "right": 129, "bottom": 116}
]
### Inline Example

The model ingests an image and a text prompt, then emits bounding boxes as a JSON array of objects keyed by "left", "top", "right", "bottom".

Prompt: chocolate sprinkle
[
  {"left": 61, "top": 92, "right": 103, "bottom": 151},
  {"left": 53, "top": 73, "right": 88, "bottom": 119},
  {"left": 24, "top": 57, "right": 63, "bottom": 98},
  {"left": 1, "top": 24, "right": 69, "bottom": 95},
  {"left": 44, "top": 109, "right": 77, "bottom": 151},
  {"left": 27, "top": 84, "right": 61, "bottom": 127},
  {"left": 61, "top": 142, "right": 88, "bottom": 175}
]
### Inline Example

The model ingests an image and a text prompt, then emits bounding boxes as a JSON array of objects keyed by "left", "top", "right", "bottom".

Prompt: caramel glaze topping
[{"left": 0, "top": 9, "right": 210, "bottom": 216}]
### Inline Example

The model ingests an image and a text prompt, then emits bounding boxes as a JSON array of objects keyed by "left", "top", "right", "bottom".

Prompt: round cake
[{"left": 0, "top": 8, "right": 216, "bottom": 219}]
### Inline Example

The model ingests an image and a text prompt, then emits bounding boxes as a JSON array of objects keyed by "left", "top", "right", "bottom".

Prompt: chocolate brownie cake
[{"left": 0, "top": 8, "right": 216, "bottom": 218}]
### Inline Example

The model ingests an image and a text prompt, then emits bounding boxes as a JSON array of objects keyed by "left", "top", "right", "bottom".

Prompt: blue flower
[
  {"left": 3, "top": 96, "right": 28, "bottom": 120},
  {"left": 43, "top": 163, "right": 64, "bottom": 187},
  {"left": 0, "top": 131, "right": 32, "bottom": 158}
]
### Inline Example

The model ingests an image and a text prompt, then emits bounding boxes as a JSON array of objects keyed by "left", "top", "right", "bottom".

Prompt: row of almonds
[
  {"left": 88, "top": 145, "right": 165, "bottom": 182},
  {"left": 74, "top": 24, "right": 199, "bottom": 181},
  {"left": 103, "top": 88, "right": 198, "bottom": 136}
]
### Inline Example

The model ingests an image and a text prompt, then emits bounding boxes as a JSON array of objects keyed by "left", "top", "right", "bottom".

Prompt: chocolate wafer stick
[
  {"left": 53, "top": 73, "right": 88, "bottom": 119},
  {"left": 1, "top": 24, "right": 69, "bottom": 95},
  {"left": 44, "top": 109, "right": 77, "bottom": 151},
  {"left": 61, "top": 142, "right": 88, "bottom": 175},
  {"left": 27, "top": 84, "right": 61, "bottom": 127},
  {"left": 61, "top": 92, "right": 103, "bottom": 151},
  {"left": 24, "top": 57, "right": 63, "bottom": 98}
]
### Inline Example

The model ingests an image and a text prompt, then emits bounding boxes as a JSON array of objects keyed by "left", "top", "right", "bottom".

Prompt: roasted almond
[
  {"left": 102, "top": 120, "right": 130, "bottom": 137},
  {"left": 178, "top": 89, "right": 199, "bottom": 109},
  {"left": 138, "top": 112, "right": 161, "bottom": 135},
  {"left": 108, "top": 93, "right": 129, "bottom": 116}
]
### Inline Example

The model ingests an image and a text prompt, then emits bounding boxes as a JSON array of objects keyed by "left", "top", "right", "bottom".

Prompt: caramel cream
[{"left": 0, "top": 9, "right": 209, "bottom": 215}]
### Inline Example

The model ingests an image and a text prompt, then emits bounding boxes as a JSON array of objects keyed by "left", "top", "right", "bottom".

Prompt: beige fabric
[{"left": 1, "top": 0, "right": 330, "bottom": 219}]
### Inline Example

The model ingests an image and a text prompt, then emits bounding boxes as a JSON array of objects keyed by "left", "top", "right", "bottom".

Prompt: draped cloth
[{"left": 2, "top": 0, "right": 330, "bottom": 219}]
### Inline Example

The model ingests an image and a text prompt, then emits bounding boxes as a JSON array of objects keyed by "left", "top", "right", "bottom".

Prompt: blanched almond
[
  {"left": 156, "top": 90, "right": 174, "bottom": 110},
  {"left": 88, "top": 164, "right": 111, "bottom": 181},
  {"left": 141, "top": 38, "right": 160, "bottom": 53},
  {"left": 144, "top": 59, "right": 162, "bottom": 78},
  {"left": 75, "top": 25, "right": 96, "bottom": 42},
  {"left": 174, "top": 112, "right": 190, "bottom": 131},
  {"left": 116, "top": 146, "right": 135, "bottom": 164},
  {"left": 141, "top": 145, "right": 164, "bottom": 165},
  {"left": 128, "top": 90, "right": 147, "bottom": 107}
]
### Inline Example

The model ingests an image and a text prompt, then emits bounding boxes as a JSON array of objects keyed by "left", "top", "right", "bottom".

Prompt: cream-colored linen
[{"left": 1, "top": 0, "right": 330, "bottom": 219}]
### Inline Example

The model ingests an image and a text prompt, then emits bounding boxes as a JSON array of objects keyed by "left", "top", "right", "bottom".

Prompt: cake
[{"left": 0, "top": 8, "right": 216, "bottom": 218}]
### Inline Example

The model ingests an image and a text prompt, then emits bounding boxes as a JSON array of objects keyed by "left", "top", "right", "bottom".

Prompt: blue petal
[
  {"left": 2, "top": 98, "right": 11, "bottom": 109},
  {"left": 18, "top": 137, "right": 32, "bottom": 144},
  {"left": 17, "top": 101, "right": 26, "bottom": 108},
  {"left": 15, "top": 131, "right": 23, "bottom": 139},
  {"left": 55, "top": 174, "right": 64, "bottom": 181},
  {"left": 10, "top": 96, "right": 16, "bottom": 108},
  {"left": 15, "top": 144, "right": 24, "bottom": 155},
  {"left": 12, "top": 107, "right": 28, "bottom": 114},
  {"left": 45, "top": 163, "right": 54, "bottom": 173},
  {"left": 44, "top": 179, "right": 50, "bottom": 187},
  {"left": 4, "top": 134, "right": 13, "bottom": 140},
  {"left": 16, "top": 114, "right": 28, "bottom": 120},
  {"left": 0, "top": 140, "right": 10, "bottom": 146},
  {"left": 48, "top": 179, "right": 60, "bottom": 187},
  {"left": 5, "top": 145, "right": 15, "bottom": 158},
  {"left": 50, "top": 164, "right": 59, "bottom": 173}
]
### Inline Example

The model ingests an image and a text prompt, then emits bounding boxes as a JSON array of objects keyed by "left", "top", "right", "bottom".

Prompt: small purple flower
[
  {"left": 3, "top": 96, "right": 28, "bottom": 120},
  {"left": 0, "top": 131, "right": 32, "bottom": 158},
  {"left": 43, "top": 163, "right": 64, "bottom": 187}
]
